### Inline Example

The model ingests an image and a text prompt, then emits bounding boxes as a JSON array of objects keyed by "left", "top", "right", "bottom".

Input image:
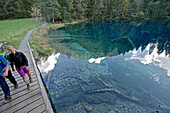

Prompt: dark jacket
[{"left": 8, "top": 52, "right": 28, "bottom": 68}]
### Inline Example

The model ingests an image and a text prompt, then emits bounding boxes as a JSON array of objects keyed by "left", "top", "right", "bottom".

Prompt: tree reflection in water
[{"left": 39, "top": 20, "right": 170, "bottom": 113}]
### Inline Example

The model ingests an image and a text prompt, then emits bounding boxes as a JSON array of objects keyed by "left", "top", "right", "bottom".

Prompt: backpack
[{"left": 0, "top": 55, "right": 7, "bottom": 73}]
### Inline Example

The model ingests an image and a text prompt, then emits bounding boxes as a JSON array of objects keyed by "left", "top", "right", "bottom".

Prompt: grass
[
  {"left": 0, "top": 18, "right": 42, "bottom": 53},
  {"left": 29, "top": 25, "right": 53, "bottom": 59}
]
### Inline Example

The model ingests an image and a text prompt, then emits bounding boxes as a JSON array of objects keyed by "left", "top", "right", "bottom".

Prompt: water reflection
[
  {"left": 46, "top": 20, "right": 169, "bottom": 59},
  {"left": 39, "top": 20, "right": 170, "bottom": 113},
  {"left": 38, "top": 53, "right": 60, "bottom": 73},
  {"left": 125, "top": 43, "right": 170, "bottom": 76},
  {"left": 88, "top": 57, "right": 106, "bottom": 64}
]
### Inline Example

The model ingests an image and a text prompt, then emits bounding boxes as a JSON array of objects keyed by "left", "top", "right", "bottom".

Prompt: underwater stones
[
  {"left": 108, "top": 110, "right": 116, "bottom": 113},
  {"left": 118, "top": 104, "right": 124, "bottom": 108},
  {"left": 86, "top": 63, "right": 109, "bottom": 75},
  {"left": 109, "top": 109, "right": 121, "bottom": 113},
  {"left": 50, "top": 39, "right": 91, "bottom": 59},
  {"left": 84, "top": 105, "right": 93, "bottom": 112},
  {"left": 67, "top": 104, "right": 84, "bottom": 113},
  {"left": 124, "top": 107, "right": 129, "bottom": 112}
]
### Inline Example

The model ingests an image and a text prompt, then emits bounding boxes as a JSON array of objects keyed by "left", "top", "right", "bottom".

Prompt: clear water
[{"left": 39, "top": 20, "right": 170, "bottom": 113}]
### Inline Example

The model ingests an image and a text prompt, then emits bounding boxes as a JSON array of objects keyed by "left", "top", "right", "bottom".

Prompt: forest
[{"left": 0, "top": 0, "right": 169, "bottom": 22}]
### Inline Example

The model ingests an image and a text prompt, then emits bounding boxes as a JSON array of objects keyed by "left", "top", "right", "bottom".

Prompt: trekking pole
[{"left": 0, "top": 43, "right": 7, "bottom": 58}]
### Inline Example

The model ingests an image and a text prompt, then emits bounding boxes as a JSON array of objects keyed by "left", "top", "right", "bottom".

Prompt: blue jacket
[{"left": 0, "top": 55, "right": 9, "bottom": 76}]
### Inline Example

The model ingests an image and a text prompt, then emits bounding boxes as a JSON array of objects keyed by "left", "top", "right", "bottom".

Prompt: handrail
[
  {"left": 0, "top": 43, "right": 7, "bottom": 57},
  {"left": 0, "top": 43, "right": 3, "bottom": 48},
  {"left": 27, "top": 41, "right": 54, "bottom": 113}
]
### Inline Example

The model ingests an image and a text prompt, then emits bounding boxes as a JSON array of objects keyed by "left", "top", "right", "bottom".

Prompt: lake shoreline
[
  {"left": 29, "top": 20, "right": 84, "bottom": 60},
  {"left": 29, "top": 19, "right": 170, "bottom": 61}
]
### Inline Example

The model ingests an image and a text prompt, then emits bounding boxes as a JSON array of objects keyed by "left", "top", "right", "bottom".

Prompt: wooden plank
[
  {"left": 6, "top": 74, "right": 36, "bottom": 83},
  {"left": 2, "top": 94, "right": 43, "bottom": 113},
  {"left": 42, "top": 110, "right": 48, "bottom": 113},
  {"left": 15, "top": 98, "right": 44, "bottom": 113},
  {"left": 10, "top": 73, "right": 36, "bottom": 81},
  {"left": 0, "top": 77, "right": 38, "bottom": 96},
  {"left": 0, "top": 79, "right": 38, "bottom": 100},
  {"left": 4, "top": 72, "right": 36, "bottom": 85},
  {"left": 0, "top": 84, "right": 39, "bottom": 104},
  {"left": 0, "top": 77, "right": 37, "bottom": 96},
  {"left": 0, "top": 78, "right": 37, "bottom": 96},
  {"left": 28, "top": 103, "right": 46, "bottom": 113},
  {"left": 0, "top": 75, "right": 37, "bottom": 93},
  {"left": 4, "top": 72, "right": 37, "bottom": 85},
  {"left": 0, "top": 90, "right": 42, "bottom": 112},
  {"left": 2, "top": 69, "right": 35, "bottom": 79},
  {"left": 0, "top": 84, "right": 40, "bottom": 105}
]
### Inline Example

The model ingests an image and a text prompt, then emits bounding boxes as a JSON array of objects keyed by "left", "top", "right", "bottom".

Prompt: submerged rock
[{"left": 84, "top": 105, "right": 93, "bottom": 112}]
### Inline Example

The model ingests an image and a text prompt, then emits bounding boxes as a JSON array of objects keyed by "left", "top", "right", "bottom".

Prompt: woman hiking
[{"left": 7, "top": 46, "right": 32, "bottom": 90}]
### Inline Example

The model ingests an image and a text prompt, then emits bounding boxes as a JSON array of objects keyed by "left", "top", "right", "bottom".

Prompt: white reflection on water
[
  {"left": 88, "top": 57, "right": 106, "bottom": 64},
  {"left": 125, "top": 43, "right": 170, "bottom": 77},
  {"left": 38, "top": 43, "right": 169, "bottom": 79},
  {"left": 38, "top": 53, "right": 60, "bottom": 73}
]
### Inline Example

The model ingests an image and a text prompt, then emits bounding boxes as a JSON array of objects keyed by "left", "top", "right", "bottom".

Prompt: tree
[
  {"left": 36, "top": 0, "right": 61, "bottom": 22},
  {"left": 0, "top": 0, "right": 34, "bottom": 20}
]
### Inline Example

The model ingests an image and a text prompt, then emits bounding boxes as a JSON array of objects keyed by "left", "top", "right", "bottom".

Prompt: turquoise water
[{"left": 39, "top": 20, "right": 170, "bottom": 113}]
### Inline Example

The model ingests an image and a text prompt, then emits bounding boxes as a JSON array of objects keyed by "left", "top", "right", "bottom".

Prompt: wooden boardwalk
[{"left": 0, "top": 24, "right": 53, "bottom": 113}]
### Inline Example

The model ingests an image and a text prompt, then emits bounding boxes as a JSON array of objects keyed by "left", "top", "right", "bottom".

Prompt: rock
[
  {"left": 108, "top": 110, "right": 116, "bottom": 113},
  {"left": 85, "top": 105, "right": 93, "bottom": 112},
  {"left": 108, "top": 109, "right": 121, "bottom": 113}
]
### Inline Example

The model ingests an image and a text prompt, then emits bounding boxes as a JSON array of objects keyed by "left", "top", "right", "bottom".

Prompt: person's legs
[
  {"left": 23, "top": 66, "right": 32, "bottom": 83},
  {"left": 27, "top": 72, "right": 32, "bottom": 83},
  {"left": 22, "top": 76, "right": 28, "bottom": 84},
  {"left": 27, "top": 72, "right": 31, "bottom": 78},
  {"left": 16, "top": 67, "right": 30, "bottom": 90},
  {"left": 6, "top": 70, "right": 18, "bottom": 88},
  {"left": 22, "top": 76, "right": 30, "bottom": 90},
  {"left": 0, "top": 76, "right": 11, "bottom": 100}
]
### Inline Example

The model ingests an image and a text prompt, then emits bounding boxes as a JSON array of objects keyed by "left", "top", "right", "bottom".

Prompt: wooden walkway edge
[
  {"left": 27, "top": 42, "right": 53, "bottom": 113},
  {"left": 0, "top": 23, "right": 54, "bottom": 113}
]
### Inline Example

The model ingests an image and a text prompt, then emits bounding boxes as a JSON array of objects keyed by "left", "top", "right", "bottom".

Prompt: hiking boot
[
  {"left": 4, "top": 96, "right": 12, "bottom": 103},
  {"left": 29, "top": 78, "right": 32, "bottom": 83},
  {"left": 14, "top": 83, "right": 18, "bottom": 89},
  {"left": 27, "top": 84, "right": 30, "bottom": 91}
]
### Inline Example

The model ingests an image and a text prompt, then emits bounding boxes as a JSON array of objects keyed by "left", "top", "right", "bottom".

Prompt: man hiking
[
  {"left": 0, "top": 54, "right": 12, "bottom": 103},
  {"left": 0, "top": 53, "right": 18, "bottom": 89}
]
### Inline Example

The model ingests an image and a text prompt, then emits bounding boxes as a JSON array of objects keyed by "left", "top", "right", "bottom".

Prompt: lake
[{"left": 38, "top": 20, "right": 170, "bottom": 113}]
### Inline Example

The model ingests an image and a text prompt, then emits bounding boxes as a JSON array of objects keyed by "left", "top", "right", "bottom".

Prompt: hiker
[
  {"left": 1, "top": 53, "right": 18, "bottom": 89},
  {"left": 0, "top": 55, "right": 12, "bottom": 103},
  {"left": 7, "top": 46, "right": 32, "bottom": 90},
  {"left": 0, "top": 53, "right": 18, "bottom": 89}
]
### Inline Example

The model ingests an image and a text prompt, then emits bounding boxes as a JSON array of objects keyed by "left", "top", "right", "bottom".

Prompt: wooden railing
[{"left": 0, "top": 43, "right": 6, "bottom": 57}]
